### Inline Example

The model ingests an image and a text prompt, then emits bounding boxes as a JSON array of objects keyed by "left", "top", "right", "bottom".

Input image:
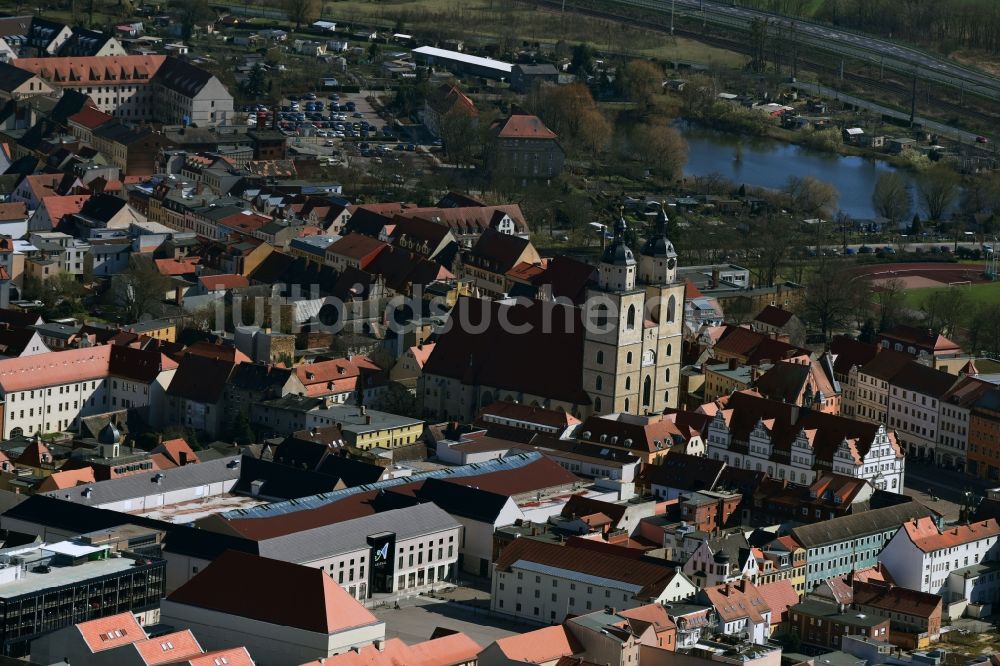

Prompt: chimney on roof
[
  {"left": 365, "top": 415, "right": 372, "bottom": 425},
  {"left": 728, "top": 358, "right": 739, "bottom": 371},
  {"left": 373, "top": 640, "right": 383, "bottom": 652},
  {"left": 711, "top": 268, "right": 720, "bottom": 289}
]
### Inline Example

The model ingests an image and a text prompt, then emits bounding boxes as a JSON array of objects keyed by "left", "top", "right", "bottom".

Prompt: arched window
[
  {"left": 594, "top": 397, "right": 602, "bottom": 412},
  {"left": 643, "top": 376, "right": 652, "bottom": 407},
  {"left": 665, "top": 368, "right": 671, "bottom": 382},
  {"left": 626, "top": 352, "right": 633, "bottom": 365},
  {"left": 9, "top": 427, "right": 21, "bottom": 438},
  {"left": 596, "top": 304, "right": 609, "bottom": 328},
  {"left": 667, "top": 295, "right": 677, "bottom": 323},
  {"left": 596, "top": 350, "right": 604, "bottom": 365},
  {"left": 666, "top": 344, "right": 672, "bottom": 357},
  {"left": 664, "top": 390, "right": 670, "bottom": 403},
  {"left": 624, "top": 398, "right": 630, "bottom": 412},
  {"left": 625, "top": 377, "right": 631, "bottom": 390},
  {"left": 626, "top": 304, "right": 637, "bottom": 329},
  {"left": 595, "top": 376, "right": 602, "bottom": 391}
]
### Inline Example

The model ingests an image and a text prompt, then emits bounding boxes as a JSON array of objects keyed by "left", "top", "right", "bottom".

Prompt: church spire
[
  {"left": 601, "top": 207, "right": 635, "bottom": 267},
  {"left": 641, "top": 202, "right": 677, "bottom": 259}
]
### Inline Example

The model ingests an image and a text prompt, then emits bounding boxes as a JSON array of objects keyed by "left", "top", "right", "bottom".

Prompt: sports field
[{"left": 902, "top": 281, "right": 1000, "bottom": 308}]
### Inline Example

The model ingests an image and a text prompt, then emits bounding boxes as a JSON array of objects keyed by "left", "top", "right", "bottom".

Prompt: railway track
[{"left": 531, "top": 0, "right": 997, "bottom": 128}]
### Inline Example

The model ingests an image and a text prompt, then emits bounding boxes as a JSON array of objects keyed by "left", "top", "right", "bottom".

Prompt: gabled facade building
[{"left": 706, "top": 391, "right": 905, "bottom": 491}]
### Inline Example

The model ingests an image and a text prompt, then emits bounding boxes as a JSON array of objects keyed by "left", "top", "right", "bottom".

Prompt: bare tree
[
  {"left": 631, "top": 121, "right": 688, "bottom": 179},
  {"left": 784, "top": 175, "right": 839, "bottom": 218},
  {"left": 283, "top": 0, "right": 319, "bottom": 31},
  {"left": 921, "top": 286, "right": 969, "bottom": 338},
  {"left": 872, "top": 172, "right": 912, "bottom": 231},
  {"left": 618, "top": 59, "right": 663, "bottom": 115},
  {"left": 107, "top": 256, "right": 171, "bottom": 323},
  {"left": 875, "top": 277, "right": 907, "bottom": 332},
  {"left": 916, "top": 163, "right": 961, "bottom": 222},
  {"left": 800, "top": 262, "right": 854, "bottom": 340}
]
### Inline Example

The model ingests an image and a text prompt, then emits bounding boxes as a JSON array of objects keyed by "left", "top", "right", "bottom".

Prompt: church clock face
[{"left": 667, "top": 258, "right": 676, "bottom": 270}]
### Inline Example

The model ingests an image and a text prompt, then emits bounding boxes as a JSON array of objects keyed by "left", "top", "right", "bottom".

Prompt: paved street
[
  {"left": 372, "top": 596, "right": 536, "bottom": 648},
  {"left": 905, "top": 457, "right": 993, "bottom": 509}
]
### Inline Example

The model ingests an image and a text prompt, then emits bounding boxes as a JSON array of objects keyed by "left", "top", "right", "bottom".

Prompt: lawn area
[{"left": 903, "top": 282, "right": 1000, "bottom": 309}]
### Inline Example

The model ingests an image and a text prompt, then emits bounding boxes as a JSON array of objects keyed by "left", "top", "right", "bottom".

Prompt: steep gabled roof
[
  {"left": 900, "top": 517, "right": 1000, "bottom": 553},
  {"left": 790, "top": 502, "right": 936, "bottom": 549},
  {"left": 166, "top": 550, "right": 381, "bottom": 634},
  {"left": 494, "top": 113, "right": 557, "bottom": 140}
]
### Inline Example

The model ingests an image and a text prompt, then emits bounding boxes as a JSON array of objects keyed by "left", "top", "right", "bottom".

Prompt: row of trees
[{"left": 873, "top": 167, "right": 1000, "bottom": 234}]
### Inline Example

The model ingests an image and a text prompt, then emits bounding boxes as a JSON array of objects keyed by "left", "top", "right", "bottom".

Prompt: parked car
[
  {"left": 859, "top": 245, "right": 874, "bottom": 254},
  {"left": 940, "top": 245, "right": 952, "bottom": 253},
  {"left": 976, "top": 136, "right": 990, "bottom": 143},
  {"left": 845, "top": 247, "right": 857, "bottom": 255}
]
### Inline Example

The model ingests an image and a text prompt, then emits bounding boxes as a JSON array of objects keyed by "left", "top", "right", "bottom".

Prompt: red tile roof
[
  {"left": 409, "top": 343, "right": 435, "bottom": 369},
  {"left": 132, "top": 630, "right": 203, "bottom": 665},
  {"left": 150, "top": 438, "right": 199, "bottom": 467},
  {"left": 198, "top": 274, "right": 249, "bottom": 291},
  {"left": 755, "top": 579, "right": 799, "bottom": 625},
  {"left": 15, "top": 55, "right": 166, "bottom": 87},
  {"left": 492, "top": 625, "right": 579, "bottom": 663},
  {"left": 901, "top": 517, "right": 1000, "bottom": 553},
  {"left": 302, "top": 634, "right": 481, "bottom": 666},
  {"left": 326, "top": 233, "right": 389, "bottom": 267},
  {"left": 167, "top": 551, "right": 381, "bottom": 634},
  {"left": 40, "top": 195, "right": 90, "bottom": 227},
  {"left": 852, "top": 580, "right": 942, "bottom": 619},
  {"left": 754, "top": 305, "right": 795, "bottom": 328},
  {"left": 495, "top": 113, "right": 557, "bottom": 140},
  {"left": 36, "top": 466, "right": 96, "bottom": 491},
  {"left": 477, "top": 399, "right": 581, "bottom": 429},
  {"left": 184, "top": 648, "right": 255, "bottom": 666},
  {"left": 68, "top": 106, "right": 114, "bottom": 130},
  {"left": 75, "top": 611, "right": 144, "bottom": 653},
  {"left": 0, "top": 346, "right": 120, "bottom": 393},
  {"left": 702, "top": 580, "right": 770, "bottom": 624},
  {"left": 155, "top": 256, "right": 201, "bottom": 276},
  {"left": 0, "top": 202, "right": 27, "bottom": 221}
]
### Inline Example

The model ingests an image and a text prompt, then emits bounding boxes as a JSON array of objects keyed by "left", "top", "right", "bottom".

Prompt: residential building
[
  {"left": 789, "top": 502, "right": 938, "bottom": 588},
  {"left": 880, "top": 516, "right": 1000, "bottom": 604},
  {"left": 252, "top": 400, "right": 423, "bottom": 449},
  {"left": 460, "top": 228, "right": 540, "bottom": 298},
  {"left": 697, "top": 580, "right": 773, "bottom": 644},
  {"left": 161, "top": 550, "right": 386, "bottom": 665},
  {"left": 491, "top": 538, "right": 697, "bottom": 624},
  {"left": 0, "top": 60, "right": 53, "bottom": 101},
  {"left": 968, "top": 388, "right": 1000, "bottom": 481},
  {"left": 510, "top": 63, "right": 559, "bottom": 92},
  {"left": 13, "top": 55, "right": 233, "bottom": 125},
  {"left": 0, "top": 540, "right": 165, "bottom": 657},
  {"left": 752, "top": 305, "right": 806, "bottom": 345},
  {"left": 849, "top": 580, "right": 943, "bottom": 649},
  {"left": 843, "top": 351, "right": 913, "bottom": 422},
  {"left": 164, "top": 351, "right": 243, "bottom": 438},
  {"left": 754, "top": 356, "right": 842, "bottom": 415},
  {"left": 789, "top": 598, "right": 890, "bottom": 649},
  {"left": 682, "top": 529, "right": 758, "bottom": 588},
  {"left": 90, "top": 122, "right": 166, "bottom": 176},
  {"left": 938, "top": 373, "right": 992, "bottom": 471},
  {"left": 638, "top": 453, "right": 725, "bottom": 500},
  {"left": 705, "top": 391, "right": 905, "bottom": 491},
  {"left": 877, "top": 325, "right": 962, "bottom": 358},
  {"left": 0, "top": 344, "right": 177, "bottom": 437},
  {"left": 488, "top": 111, "right": 565, "bottom": 185},
  {"left": 886, "top": 362, "right": 956, "bottom": 460},
  {"left": 574, "top": 411, "right": 702, "bottom": 465},
  {"left": 422, "top": 83, "right": 477, "bottom": 139}
]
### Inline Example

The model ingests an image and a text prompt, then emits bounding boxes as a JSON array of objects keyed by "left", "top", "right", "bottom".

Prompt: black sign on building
[{"left": 367, "top": 531, "right": 396, "bottom": 596}]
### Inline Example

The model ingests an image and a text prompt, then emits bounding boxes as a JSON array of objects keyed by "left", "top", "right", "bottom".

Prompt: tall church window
[
  {"left": 624, "top": 398, "right": 630, "bottom": 412},
  {"left": 626, "top": 352, "right": 633, "bottom": 365},
  {"left": 643, "top": 376, "right": 652, "bottom": 407},
  {"left": 597, "top": 350, "right": 604, "bottom": 365},
  {"left": 595, "top": 397, "right": 602, "bottom": 412},
  {"left": 667, "top": 296, "right": 677, "bottom": 323},
  {"left": 596, "top": 376, "right": 602, "bottom": 391},
  {"left": 596, "top": 305, "right": 609, "bottom": 328},
  {"left": 626, "top": 304, "right": 636, "bottom": 330},
  {"left": 625, "top": 377, "right": 631, "bottom": 390}
]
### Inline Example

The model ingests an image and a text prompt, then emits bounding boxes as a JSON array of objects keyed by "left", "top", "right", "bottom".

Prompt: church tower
[
  {"left": 582, "top": 212, "right": 645, "bottom": 416},
  {"left": 638, "top": 203, "right": 685, "bottom": 414},
  {"left": 582, "top": 204, "right": 685, "bottom": 417}
]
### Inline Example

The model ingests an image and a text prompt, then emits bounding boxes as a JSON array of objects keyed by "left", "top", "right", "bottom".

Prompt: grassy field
[{"left": 903, "top": 282, "right": 1000, "bottom": 309}]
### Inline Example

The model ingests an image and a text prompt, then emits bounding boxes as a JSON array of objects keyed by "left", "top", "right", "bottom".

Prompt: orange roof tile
[
  {"left": 496, "top": 113, "right": 557, "bottom": 140},
  {"left": 755, "top": 579, "right": 799, "bottom": 624},
  {"left": 40, "top": 195, "right": 90, "bottom": 227},
  {"left": 15, "top": 55, "right": 166, "bottom": 87},
  {"left": 409, "top": 343, "right": 435, "bottom": 369},
  {"left": 198, "top": 274, "right": 249, "bottom": 291},
  {"left": 69, "top": 106, "right": 114, "bottom": 130},
  {"left": 301, "top": 634, "right": 481, "bottom": 666},
  {"left": 155, "top": 256, "right": 201, "bottom": 276},
  {"left": 132, "top": 630, "right": 203, "bottom": 666},
  {"left": 75, "top": 611, "right": 144, "bottom": 653},
  {"left": 493, "top": 625, "right": 579, "bottom": 663},
  {"left": 150, "top": 438, "right": 199, "bottom": 467},
  {"left": 185, "top": 648, "right": 255, "bottom": 666},
  {"left": 902, "top": 517, "right": 1000, "bottom": 553},
  {"left": 36, "top": 466, "right": 96, "bottom": 492}
]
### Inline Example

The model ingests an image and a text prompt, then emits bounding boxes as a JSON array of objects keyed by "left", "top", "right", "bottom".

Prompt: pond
[{"left": 679, "top": 124, "right": 922, "bottom": 220}]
